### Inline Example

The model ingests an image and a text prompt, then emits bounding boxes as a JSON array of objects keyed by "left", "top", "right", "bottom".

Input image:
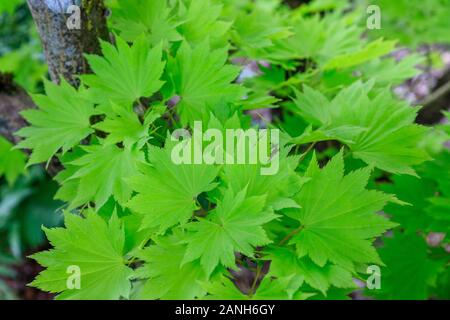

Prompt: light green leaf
[
  {"left": 16, "top": 79, "right": 95, "bottom": 165},
  {"left": 93, "top": 103, "right": 163, "bottom": 147},
  {"left": 127, "top": 143, "right": 220, "bottom": 234},
  {"left": 136, "top": 232, "right": 208, "bottom": 299},
  {"left": 267, "top": 247, "right": 356, "bottom": 295},
  {"left": 290, "top": 151, "right": 398, "bottom": 270},
  {"left": 110, "top": 0, "right": 182, "bottom": 45},
  {"left": 293, "top": 82, "right": 430, "bottom": 175},
  {"left": 59, "top": 144, "right": 144, "bottom": 209},
  {"left": 30, "top": 212, "right": 133, "bottom": 300},
  {"left": 82, "top": 36, "right": 165, "bottom": 104},
  {"left": 182, "top": 188, "right": 277, "bottom": 276},
  {"left": 166, "top": 40, "right": 245, "bottom": 125},
  {"left": 323, "top": 39, "right": 397, "bottom": 70}
]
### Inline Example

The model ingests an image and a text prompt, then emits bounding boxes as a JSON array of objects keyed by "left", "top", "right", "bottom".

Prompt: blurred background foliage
[
  {"left": 0, "top": 1, "right": 61, "bottom": 300},
  {"left": 0, "top": 1, "right": 46, "bottom": 93}
]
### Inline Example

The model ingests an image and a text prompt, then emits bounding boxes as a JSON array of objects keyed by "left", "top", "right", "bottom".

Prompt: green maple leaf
[
  {"left": 368, "top": 233, "right": 444, "bottom": 300},
  {"left": 359, "top": 54, "right": 424, "bottom": 86},
  {"left": 58, "top": 144, "right": 144, "bottom": 209},
  {"left": 30, "top": 212, "right": 133, "bottom": 300},
  {"left": 92, "top": 102, "right": 163, "bottom": 148},
  {"left": 231, "top": 7, "right": 293, "bottom": 56},
  {"left": 16, "top": 79, "right": 95, "bottom": 165},
  {"left": 222, "top": 147, "right": 304, "bottom": 211},
  {"left": 293, "top": 81, "right": 430, "bottom": 175},
  {"left": 289, "top": 151, "right": 398, "bottom": 270},
  {"left": 206, "top": 114, "right": 304, "bottom": 211},
  {"left": 82, "top": 36, "right": 165, "bottom": 104},
  {"left": 127, "top": 143, "right": 220, "bottom": 234},
  {"left": 421, "top": 150, "right": 450, "bottom": 197},
  {"left": 204, "top": 275, "right": 292, "bottom": 300},
  {"left": 380, "top": 175, "right": 436, "bottom": 233},
  {"left": 424, "top": 197, "right": 450, "bottom": 235},
  {"left": 135, "top": 233, "right": 209, "bottom": 299},
  {"left": 166, "top": 40, "right": 245, "bottom": 125},
  {"left": 0, "top": 136, "right": 26, "bottom": 185},
  {"left": 110, "top": 0, "right": 182, "bottom": 45},
  {"left": 176, "top": 0, "right": 231, "bottom": 47},
  {"left": 254, "top": 13, "right": 362, "bottom": 68},
  {"left": 323, "top": 38, "right": 397, "bottom": 70},
  {"left": 182, "top": 187, "right": 278, "bottom": 276},
  {"left": 266, "top": 247, "right": 356, "bottom": 295}
]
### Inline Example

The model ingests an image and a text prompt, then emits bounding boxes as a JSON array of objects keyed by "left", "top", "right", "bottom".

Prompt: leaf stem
[
  {"left": 278, "top": 225, "right": 305, "bottom": 246},
  {"left": 299, "top": 142, "right": 316, "bottom": 162},
  {"left": 249, "top": 263, "right": 262, "bottom": 298}
]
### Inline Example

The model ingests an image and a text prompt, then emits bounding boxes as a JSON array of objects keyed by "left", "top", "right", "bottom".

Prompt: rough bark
[
  {"left": 0, "top": 1, "right": 109, "bottom": 174},
  {"left": 26, "top": 0, "right": 108, "bottom": 86}
]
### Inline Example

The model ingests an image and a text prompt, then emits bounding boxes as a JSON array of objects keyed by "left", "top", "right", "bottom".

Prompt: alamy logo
[
  {"left": 170, "top": 121, "right": 280, "bottom": 175},
  {"left": 366, "top": 265, "right": 381, "bottom": 290},
  {"left": 366, "top": 5, "right": 381, "bottom": 30},
  {"left": 66, "top": 265, "right": 81, "bottom": 290},
  {"left": 66, "top": 5, "right": 81, "bottom": 30}
]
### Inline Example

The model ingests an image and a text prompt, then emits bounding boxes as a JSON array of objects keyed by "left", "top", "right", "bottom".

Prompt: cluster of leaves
[
  {"left": 363, "top": 0, "right": 450, "bottom": 47},
  {"left": 366, "top": 117, "right": 450, "bottom": 299},
  {"left": 14, "top": 0, "right": 449, "bottom": 299}
]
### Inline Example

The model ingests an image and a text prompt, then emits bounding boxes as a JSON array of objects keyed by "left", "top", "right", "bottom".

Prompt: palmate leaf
[
  {"left": 289, "top": 151, "right": 398, "bottom": 270},
  {"left": 380, "top": 174, "right": 436, "bottom": 233},
  {"left": 56, "top": 144, "right": 145, "bottom": 209},
  {"left": 323, "top": 38, "right": 397, "bottom": 71},
  {"left": 266, "top": 247, "right": 356, "bottom": 295},
  {"left": 182, "top": 188, "right": 278, "bottom": 276},
  {"left": 166, "top": 40, "right": 245, "bottom": 125},
  {"left": 176, "top": 0, "right": 231, "bottom": 47},
  {"left": 293, "top": 81, "right": 430, "bottom": 175},
  {"left": 230, "top": 7, "right": 293, "bottom": 55},
  {"left": 135, "top": 233, "right": 208, "bottom": 300},
  {"left": 206, "top": 114, "right": 304, "bottom": 211},
  {"left": 358, "top": 54, "right": 424, "bottom": 86},
  {"left": 424, "top": 197, "right": 450, "bottom": 235},
  {"left": 222, "top": 146, "right": 304, "bottom": 211},
  {"left": 421, "top": 150, "right": 450, "bottom": 197},
  {"left": 254, "top": 13, "right": 362, "bottom": 68},
  {"left": 92, "top": 102, "right": 163, "bottom": 148},
  {"left": 203, "top": 275, "right": 293, "bottom": 300},
  {"left": 82, "top": 36, "right": 165, "bottom": 104},
  {"left": 110, "top": 0, "right": 182, "bottom": 45},
  {"left": 367, "top": 233, "right": 444, "bottom": 300},
  {"left": 30, "top": 212, "right": 133, "bottom": 300},
  {"left": 16, "top": 79, "right": 95, "bottom": 165},
  {"left": 127, "top": 143, "right": 220, "bottom": 234}
]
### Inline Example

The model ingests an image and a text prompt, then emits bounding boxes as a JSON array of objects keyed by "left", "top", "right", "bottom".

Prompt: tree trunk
[{"left": 26, "top": 0, "right": 109, "bottom": 87}]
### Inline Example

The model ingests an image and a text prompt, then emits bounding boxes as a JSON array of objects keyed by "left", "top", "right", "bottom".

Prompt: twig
[
  {"left": 249, "top": 264, "right": 262, "bottom": 297},
  {"left": 418, "top": 80, "right": 450, "bottom": 109}
]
